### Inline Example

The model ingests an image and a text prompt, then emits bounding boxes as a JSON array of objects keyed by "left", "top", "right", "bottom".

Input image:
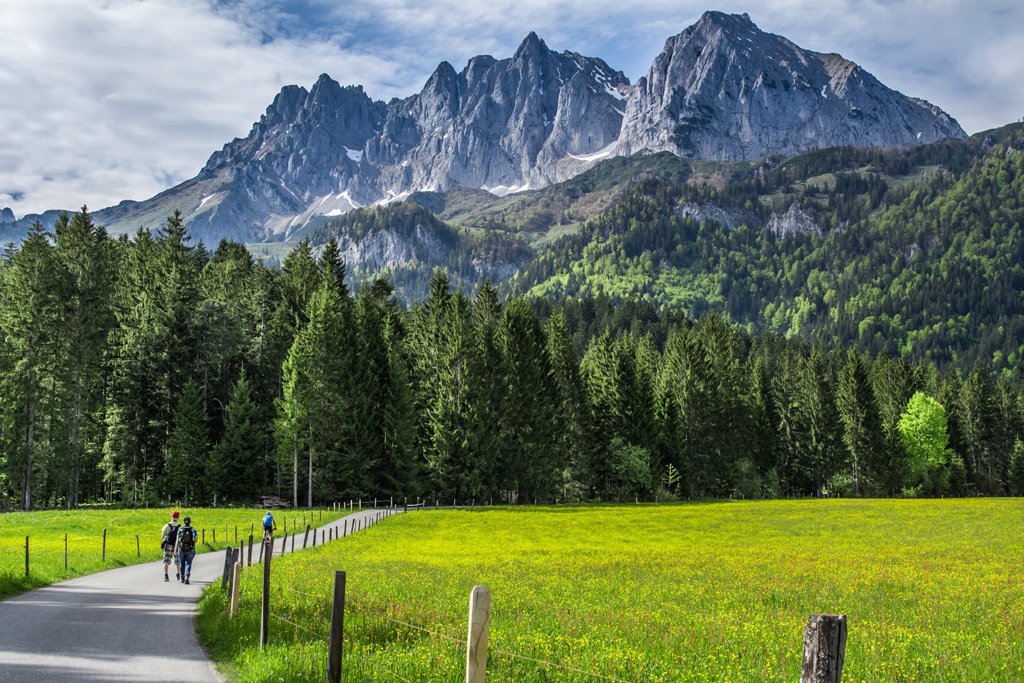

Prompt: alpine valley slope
[{"left": 4, "top": 11, "right": 964, "bottom": 246}]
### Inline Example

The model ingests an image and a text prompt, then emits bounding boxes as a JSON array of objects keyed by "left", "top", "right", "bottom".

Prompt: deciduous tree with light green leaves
[{"left": 897, "top": 391, "right": 952, "bottom": 495}]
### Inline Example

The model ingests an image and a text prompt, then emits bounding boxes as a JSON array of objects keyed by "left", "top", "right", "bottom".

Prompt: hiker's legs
[{"left": 181, "top": 551, "right": 194, "bottom": 579}]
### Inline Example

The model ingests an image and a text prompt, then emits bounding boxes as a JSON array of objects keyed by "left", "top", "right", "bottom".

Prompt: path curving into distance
[{"left": 0, "top": 508, "right": 395, "bottom": 682}]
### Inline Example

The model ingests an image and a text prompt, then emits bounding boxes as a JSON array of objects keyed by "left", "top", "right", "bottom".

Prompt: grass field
[
  {"left": 196, "top": 499, "right": 1024, "bottom": 682},
  {"left": 0, "top": 506, "right": 345, "bottom": 599}
]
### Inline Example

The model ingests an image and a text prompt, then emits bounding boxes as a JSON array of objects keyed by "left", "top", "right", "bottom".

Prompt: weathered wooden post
[
  {"left": 64, "top": 532, "right": 68, "bottom": 570},
  {"left": 25, "top": 536, "right": 29, "bottom": 577},
  {"left": 303, "top": 524, "right": 310, "bottom": 549},
  {"left": 282, "top": 531, "right": 288, "bottom": 555},
  {"left": 248, "top": 534, "right": 254, "bottom": 566},
  {"left": 260, "top": 538, "right": 274, "bottom": 648},
  {"left": 102, "top": 528, "right": 107, "bottom": 561},
  {"left": 801, "top": 614, "right": 847, "bottom": 683},
  {"left": 326, "top": 570, "right": 346, "bottom": 683},
  {"left": 136, "top": 534, "right": 140, "bottom": 558},
  {"left": 202, "top": 529, "right": 205, "bottom": 545},
  {"left": 258, "top": 537, "right": 264, "bottom": 563},
  {"left": 291, "top": 532, "right": 296, "bottom": 553},
  {"left": 221, "top": 547, "right": 234, "bottom": 590},
  {"left": 466, "top": 585, "right": 491, "bottom": 683},
  {"left": 229, "top": 560, "right": 242, "bottom": 617},
  {"left": 235, "top": 525, "right": 238, "bottom": 543}
]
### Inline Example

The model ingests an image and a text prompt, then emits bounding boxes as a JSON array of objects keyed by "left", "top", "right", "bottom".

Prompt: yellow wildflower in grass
[{"left": 197, "top": 499, "right": 1024, "bottom": 682}]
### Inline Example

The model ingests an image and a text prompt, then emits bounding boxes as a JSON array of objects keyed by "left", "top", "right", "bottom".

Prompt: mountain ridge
[{"left": 5, "top": 11, "right": 966, "bottom": 244}]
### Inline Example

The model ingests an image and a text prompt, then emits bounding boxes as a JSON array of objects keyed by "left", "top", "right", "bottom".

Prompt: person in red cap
[{"left": 161, "top": 511, "right": 182, "bottom": 582}]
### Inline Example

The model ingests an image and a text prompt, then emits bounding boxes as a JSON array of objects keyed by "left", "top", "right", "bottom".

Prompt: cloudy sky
[{"left": 2, "top": 0, "right": 1022, "bottom": 217}]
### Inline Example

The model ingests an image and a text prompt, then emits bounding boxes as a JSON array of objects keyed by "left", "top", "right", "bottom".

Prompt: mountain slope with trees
[{"left": 2, "top": 204, "right": 1023, "bottom": 510}]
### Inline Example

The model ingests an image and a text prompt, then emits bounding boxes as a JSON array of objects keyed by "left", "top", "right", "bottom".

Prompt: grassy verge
[
  {"left": 197, "top": 499, "right": 1024, "bottom": 682},
  {"left": 0, "top": 506, "right": 346, "bottom": 599}
]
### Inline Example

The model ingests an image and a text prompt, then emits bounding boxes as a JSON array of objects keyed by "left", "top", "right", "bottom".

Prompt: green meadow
[
  {"left": 198, "top": 500, "right": 1024, "bottom": 682},
  {"left": 0, "top": 507, "right": 345, "bottom": 598}
]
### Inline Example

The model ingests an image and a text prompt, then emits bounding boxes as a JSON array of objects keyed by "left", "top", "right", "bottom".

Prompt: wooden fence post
[
  {"left": 136, "top": 534, "right": 140, "bottom": 558},
  {"left": 102, "top": 528, "right": 107, "bottom": 561},
  {"left": 213, "top": 529, "right": 217, "bottom": 545},
  {"left": 25, "top": 536, "right": 29, "bottom": 577},
  {"left": 258, "top": 537, "right": 264, "bottom": 564},
  {"left": 466, "top": 585, "right": 491, "bottom": 683},
  {"left": 221, "top": 548, "right": 234, "bottom": 590},
  {"left": 304, "top": 524, "right": 310, "bottom": 549},
  {"left": 229, "top": 560, "right": 242, "bottom": 617},
  {"left": 801, "top": 614, "right": 847, "bottom": 683},
  {"left": 64, "top": 533, "right": 68, "bottom": 570},
  {"left": 202, "top": 529, "right": 205, "bottom": 545},
  {"left": 326, "top": 570, "right": 346, "bottom": 683},
  {"left": 248, "top": 534, "right": 254, "bottom": 566},
  {"left": 261, "top": 538, "right": 273, "bottom": 648},
  {"left": 291, "top": 533, "right": 296, "bottom": 553},
  {"left": 282, "top": 531, "right": 288, "bottom": 555}
]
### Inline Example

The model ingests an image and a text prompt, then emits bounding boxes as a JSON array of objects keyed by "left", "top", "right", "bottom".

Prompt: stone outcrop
[{"left": 617, "top": 11, "right": 965, "bottom": 160}]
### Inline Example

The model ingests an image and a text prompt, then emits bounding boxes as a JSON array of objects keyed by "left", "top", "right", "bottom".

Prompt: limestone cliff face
[
  {"left": 617, "top": 11, "right": 965, "bottom": 160},
  {"left": 366, "top": 34, "right": 628, "bottom": 196},
  {"left": 83, "top": 14, "right": 964, "bottom": 244}
]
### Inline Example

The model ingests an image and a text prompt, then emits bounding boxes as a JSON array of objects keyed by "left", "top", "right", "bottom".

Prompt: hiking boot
[
  {"left": 184, "top": 576, "right": 190, "bottom": 584},
  {"left": 164, "top": 575, "right": 169, "bottom": 582},
  {"left": 175, "top": 572, "right": 180, "bottom": 580}
]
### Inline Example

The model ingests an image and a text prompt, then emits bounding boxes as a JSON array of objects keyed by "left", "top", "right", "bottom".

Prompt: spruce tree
[
  {"left": 836, "top": 350, "right": 885, "bottom": 495},
  {"left": 166, "top": 379, "right": 208, "bottom": 505},
  {"left": 53, "top": 206, "right": 113, "bottom": 507},
  {"left": 0, "top": 222, "right": 60, "bottom": 509},
  {"left": 210, "top": 370, "right": 263, "bottom": 501}
]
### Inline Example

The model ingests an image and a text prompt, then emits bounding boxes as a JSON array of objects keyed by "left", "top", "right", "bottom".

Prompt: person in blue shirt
[{"left": 262, "top": 511, "right": 277, "bottom": 540}]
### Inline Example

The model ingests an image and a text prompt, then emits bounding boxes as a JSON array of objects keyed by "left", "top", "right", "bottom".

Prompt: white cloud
[
  {"left": 1, "top": 0, "right": 1022, "bottom": 217},
  {"left": 0, "top": 0, "right": 411, "bottom": 216}
]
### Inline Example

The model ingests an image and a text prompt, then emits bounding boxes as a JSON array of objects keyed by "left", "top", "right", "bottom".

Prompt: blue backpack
[{"left": 263, "top": 513, "right": 274, "bottom": 530}]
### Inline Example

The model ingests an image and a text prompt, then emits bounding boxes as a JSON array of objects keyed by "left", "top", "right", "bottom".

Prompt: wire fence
[{"left": 246, "top": 537, "right": 642, "bottom": 683}]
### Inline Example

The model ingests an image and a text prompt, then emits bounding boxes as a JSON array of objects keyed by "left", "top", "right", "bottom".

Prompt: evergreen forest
[
  {"left": 2, "top": 204, "right": 1024, "bottom": 511},
  {"left": 2, "top": 128, "right": 1024, "bottom": 510}
]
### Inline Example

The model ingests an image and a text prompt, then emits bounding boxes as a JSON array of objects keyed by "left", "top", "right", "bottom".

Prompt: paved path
[{"left": 0, "top": 508, "right": 396, "bottom": 682}]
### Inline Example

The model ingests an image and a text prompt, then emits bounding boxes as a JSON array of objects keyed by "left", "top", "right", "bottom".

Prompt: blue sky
[{"left": 1, "top": 0, "right": 1022, "bottom": 216}]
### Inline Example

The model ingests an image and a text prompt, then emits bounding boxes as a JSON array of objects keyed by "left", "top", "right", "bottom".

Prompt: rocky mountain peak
[
  {"left": 0, "top": 207, "right": 15, "bottom": 224},
  {"left": 82, "top": 13, "right": 969, "bottom": 244},
  {"left": 514, "top": 31, "right": 547, "bottom": 60},
  {"left": 618, "top": 11, "right": 966, "bottom": 160}
]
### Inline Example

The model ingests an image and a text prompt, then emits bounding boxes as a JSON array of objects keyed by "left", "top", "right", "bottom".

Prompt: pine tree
[
  {"left": 276, "top": 279, "right": 352, "bottom": 507},
  {"left": 466, "top": 282, "right": 504, "bottom": 499},
  {"left": 53, "top": 207, "right": 113, "bottom": 507},
  {"left": 165, "top": 379, "right": 208, "bottom": 505},
  {"left": 836, "top": 350, "right": 884, "bottom": 495},
  {"left": 958, "top": 360, "right": 1002, "bottom": 493},
  {"left": 210, "top": 370, "right": 263, "bottom": 501},
  {"left": 546, "top": 310, "right": 588, "bottom": 498},
  {"left": 0, "top": 222, "right": 60, "bottom": 509},
  {"left": 1009, "top": 439, "right": 1024, "bottom": 496},
  {"left": 498, "top": 298, "right": 558, "bottom": 502}
]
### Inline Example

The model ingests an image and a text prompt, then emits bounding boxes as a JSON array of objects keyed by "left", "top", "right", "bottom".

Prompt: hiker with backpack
[
  {"left": 161, "top": 511, "right": 182, "bottom": 582},
  {"left": 175, "top": 516, "right": 198, "bottom": 584},
  {"left": 262, "top": 510, "right": 276, "bottom": 540}
]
